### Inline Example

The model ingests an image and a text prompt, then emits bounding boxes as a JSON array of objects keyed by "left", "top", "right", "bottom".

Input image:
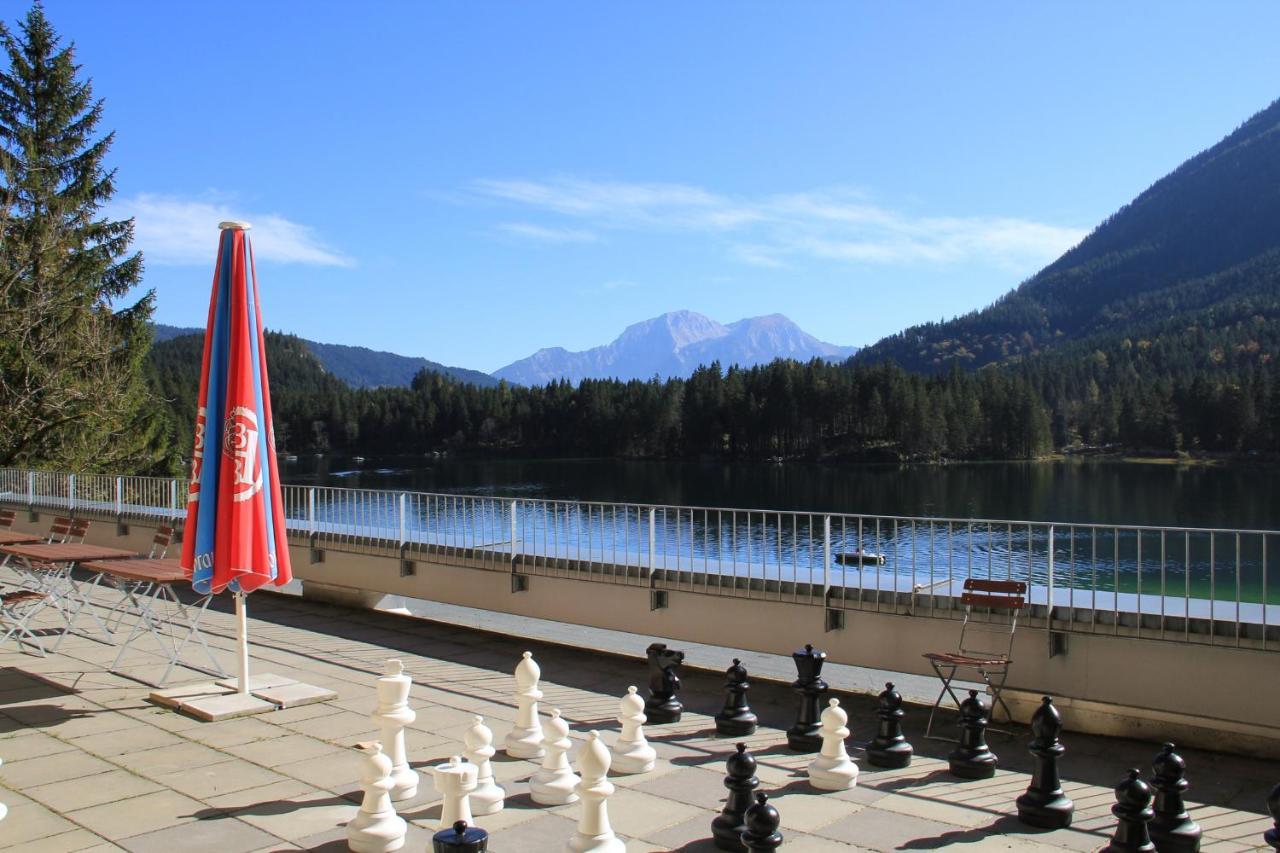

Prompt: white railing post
[
  {"left": 170, "top": 478, "right": 178, "bottom": 516},
  {"left": 308, "top": 487, "right": 316, "bottom": 534},
  {"left": 115, "top": 476, "right": 123, "bottom": 516},
  {"left": 1046, "top": 524, "right": 1056, "bottom": 653},
  {"left": 398, "top": 493, "right": 407, "bottom": 548},
  {"left": 510, "top": 499, "right": 518, "bottom": 559},
  {"left": 67, "top": 474, "right": 76, "bottom": 512},
  {"left": 648, "top": 507, "right": 656, "bottom": 578},
  {"left": 823, "top": 514, "right": 832, "bottom": 600},
  {"left": 27, "top": 471, "right": 34, "bottom": 508}
]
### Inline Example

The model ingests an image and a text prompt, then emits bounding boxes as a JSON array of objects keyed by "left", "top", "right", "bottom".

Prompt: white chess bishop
[
  {"left": 610, "top": 686, "right": 656, "bottom": 774},
  {"left": 530, "top": 708, "right": 580, "bottom": 806},
  {"left": 567, "top": 731, "right": 625, "bottom": 853},
  {"left": 808, "top": 697, "right": 859, "bottom": 791},
  {"left": 505, "top": 651, "right": 545, "bottom": 759},
  {"left": 370, "top": 659, "right": 419, "bottom": 801},
  {"left": 464, "top": 714, "right": 506, "bottom": 815},
  {"left": 431, "top": 755, "right": 478, "bottom": 831},
  {"left": 346, "top": 743, "right": 407, "bottom": 853}
]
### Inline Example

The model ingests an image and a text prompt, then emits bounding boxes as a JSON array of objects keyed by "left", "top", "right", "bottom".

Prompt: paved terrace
[{"left": 0, "top": 586, "right": 1275, "bottom": 852}]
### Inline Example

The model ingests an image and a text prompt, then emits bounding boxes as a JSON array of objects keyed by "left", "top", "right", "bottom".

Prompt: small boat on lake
[{"left": 835, "top": 550, "right": 887, "bottom": 566}]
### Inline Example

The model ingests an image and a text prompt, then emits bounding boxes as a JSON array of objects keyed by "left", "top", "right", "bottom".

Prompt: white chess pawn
[
  {"left": 464, "top": 714, "right": 505, "bottom": 815},
  {"left": 431, "top": 755, "right": 478, "bottom": 831},
  {"left": 371, "top": 659, "right": 419, "bottom": 801},
  {"left": 567, "top": 731, "right": 625, "bottom": 853},
  {"left": 808, "top": 697, "right": 859, "bottom": 791},
  {"left": 346, "top": 743, "right": 407, "bottom": 853},
  {"left": 530, "top": 708, "right": 580, "bottom": 806},
  {"left": 611, "top": 686, "right": 656, "bottom": 775},
  {"left": 505, "top": 651, "right": 545, "bottom": 759}
]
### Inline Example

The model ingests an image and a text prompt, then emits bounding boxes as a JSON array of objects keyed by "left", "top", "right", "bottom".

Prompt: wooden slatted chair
[
  {"left": 0, "top": 589, "right": 50, "bottom": 656},
  {"left": 922, "top": 577, "right": 1026, "bottom": 739},
  {"left": 0, "top": 509, "right": 16, "bottom": 529}
]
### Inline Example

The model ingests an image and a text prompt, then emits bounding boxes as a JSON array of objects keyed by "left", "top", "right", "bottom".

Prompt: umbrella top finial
[{"left": 219, "top": 220, "right": 252, "bottom": 231}]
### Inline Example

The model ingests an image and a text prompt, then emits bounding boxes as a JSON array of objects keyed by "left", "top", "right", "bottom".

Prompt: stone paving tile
[
  {"left": 65, "top": 789, "right": 208, "bottom": 839},
  {"left": 0, "top": 748, "right": 117, "bottom": 789},
  {"left": 815, "top": 807, "right": 959, "bottom": 851},
  {"left": 22, "top": 766, "right": 164, "bottom": 812},
  {"left": 0, "top": 800, "right": 84, "bottom": 849},
  {"left": 0, "top": 730, "right": 76, "bottom": 762},
  {"left": 117, "top": 814, "right": 280, "bottom": 853},
  {"left": 223, "top": 787, "right": 358, "bottom": 841},
  {"left": 223, "top": 733, "right": 347, "bottom": 768},
  {"left": 67, "top": 724, "right": 187, "bottom": 757},
  {"left": 148, "top": 757, "right": 293, "bottom": 800},
  {"left": 113, "top": 741, "right": 234, "bottom": 778}
]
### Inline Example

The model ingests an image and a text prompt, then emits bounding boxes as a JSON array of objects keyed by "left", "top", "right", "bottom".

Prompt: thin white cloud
[
  {"left": 497, "top": 222, "right": 598, "bottom": 243},
  {"left": 472, "top": 177, "right": 1085, "bottom": 271},
  {"left": 118, "top": 194, "right": 354, "bottom": 267}
]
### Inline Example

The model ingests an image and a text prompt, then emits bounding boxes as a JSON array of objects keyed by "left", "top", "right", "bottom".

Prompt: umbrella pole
[{"left": 235, "top": 592, "right": 250, "bottom": 696}]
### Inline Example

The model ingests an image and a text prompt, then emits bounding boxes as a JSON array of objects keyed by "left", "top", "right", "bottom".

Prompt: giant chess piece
[
  {"left": 432, "top": 820, "right": 489, "bottom": 853},
  {"left": 866, "top": 682, "right": 913, "bottom": 769},
  {"left": 530, "top": 709, "right": 580, "bottom": 805},
  {"left": 1149, "top": 743, "right": 1201, "bottom": 853},
  {"left": 1265, "top": 782, "right": 1280, "bottom": 850},
  {"left": 644, "top": 643, "right": 685, "bottom": 724},
  {"left": 347, "top": 743, "right": 408, "bottom": 853},
  {"left": 712, "top": 743, "right": 759, "bottom": 852},
  {"left": 567, "top": 731, "right": 626, "bottom": 853},
  {"left": 786, "top": 643, "right": 828, "bottom": 752},
  {"left": 505, "top": 651, "right": 545, "bottom": 759},
  {"left": 463, "top": 715, "right": 505, "bottom": 816},
  {"left": 741, "top": 792, "right": 783, "bottom": 852},
  {"left": 948, "top": 690, "right": 998, "bottom": 779},
  {"left": 612, "top": 686, "right": 656, "bottom": 774},
  {"left": 808, "top": 698, "right": 859, "bottom": 791},
  {"left": 1103, "top": 769, "right": 1156, "bottom": 853},
  {"left": 1016, "top": 696, "right": 1074, "bottom": 829},
  {"left": 371, "top": 659, "right": 419, "bottom": 801},
  {"left": 715, "top": 658, "right": 758, "bottom": 737},
  {"left": 431, "top": 755, "right": 477, "bottom": 832}
]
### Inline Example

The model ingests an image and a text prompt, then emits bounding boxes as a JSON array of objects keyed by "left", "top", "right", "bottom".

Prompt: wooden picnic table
[
  {"left": 0, "top": 542, "right": 137, "bottom": 563},
  {"left": 79, "top": 557, "right": 186, "bottom": 583},
  {"left": 0, "top": 532, "right": 43, "bottom": 547},
  {"left": 0, "top": 542, "right": 140, "bottom": 646}
]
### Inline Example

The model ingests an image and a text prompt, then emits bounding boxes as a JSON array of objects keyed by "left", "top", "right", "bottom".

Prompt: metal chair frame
[
  {"left": 922, "top": 577, "right": 1026, "bottom": 740},
  {"left": 0, "top": 589, "right": 52, "bottom": 656}
]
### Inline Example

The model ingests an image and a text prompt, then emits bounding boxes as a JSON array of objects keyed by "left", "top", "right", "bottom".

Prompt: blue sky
[{"left": 33, "top": 1, "right": 1280, "bottom": 372}]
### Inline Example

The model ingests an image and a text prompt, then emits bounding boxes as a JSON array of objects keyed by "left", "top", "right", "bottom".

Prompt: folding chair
[
  {"left": 99, "top": 526, "right": 175, "bottom": 630},
  {"left": 0, "top": 589, "right": 51, "bottom": 656},
  {"left": 922, "top": 578, "right": 1026, "bottom": 739},
  {"left": 0, "top": 509, "right": 15, "bottom": 529}
]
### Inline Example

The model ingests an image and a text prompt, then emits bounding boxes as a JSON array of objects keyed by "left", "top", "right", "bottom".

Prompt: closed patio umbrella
[{"left": 180, "top": 221, "right": 292, "bottom": 698}]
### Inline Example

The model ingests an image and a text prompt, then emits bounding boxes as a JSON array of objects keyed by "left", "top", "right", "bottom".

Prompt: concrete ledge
[{"left": 300, "top": 580, "right": 390, "bottom": 611}]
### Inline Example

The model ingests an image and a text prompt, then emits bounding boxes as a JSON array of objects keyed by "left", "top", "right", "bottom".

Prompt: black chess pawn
[
  {"left": 948, "top": 689, "right": 998, "bottom": 779},
  {"left": 741, "top": 791, "right": 783, "bottom": 852},
  {"left": 712, "top": 743, "right": 759, "bottom": 852},
  {"left": 786, "top": 643, "right": 828, "bottom": 752},
  {"left": 1103, "top": 769, "right": 1156, "bottom": 853},
  {"left": 644, "top": 642, "right": 686, "bottom": 724},
  {"left": 1264, "top": 781, "right": 1279, "bottom": 850},
  {"left": 866, "top": 681, "right": 913, "bottom": 769},
  {"left": 1149, "top": 743, "right": 1201, "bottom": 853},
  {"left": 715, "top": 658, "right": 758, "bottom": 737},
  {"left": 1015, "top": 696, "right": 1074, "bottom": 829},
  {"left": 432, "top": 819, "right": 489, "bottom": 853}
]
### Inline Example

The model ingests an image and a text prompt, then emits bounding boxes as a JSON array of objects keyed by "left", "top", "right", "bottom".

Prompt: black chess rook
[
  {"left": 715, "top": 658, "right": 758, "bottom": 737},
  {"left": 948, "top": 689, "right": 998, "bottom": 779},
  {"left": 866, "top": 681, "right": 913, "bottom": 769},
  {"left": 1149, "top": 743, "right": 1201, "bottom": 853},
  {"left": 786, "top": 643, "right": 828, "bottom": 752},
  {"left": 1015, "top": 696, "right": 1073, "bottom": 829},
  {"left": 712, "top": 743, "right": 759, "bottom": 852},
  {"left": 1104, "top": 769, "right": 1156, "bottom": 853},
  {"left": 741, "top": 792, "right": 783, "bottom": 852},
  {"left": 644, "top": 642, "right": 685, "bottom": 724}
]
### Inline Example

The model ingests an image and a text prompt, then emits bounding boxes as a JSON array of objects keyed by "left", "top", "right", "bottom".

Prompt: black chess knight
[
  {"left": 644, "top": 642, "right": 685, "bottom": 724},
  {"left": 715, "top": 658, "right": 758, "bottom": 737},
  {"left": 786, "top": 643, "right": 828, "bottom": 752},
  {"left": 865, "top": 682, "right": 913, "bottom": 769}
]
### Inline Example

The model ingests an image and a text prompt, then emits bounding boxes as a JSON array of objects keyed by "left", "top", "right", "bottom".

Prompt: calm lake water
[{"left": 280, "top": 456, "right": 1280, "bottom": 530}]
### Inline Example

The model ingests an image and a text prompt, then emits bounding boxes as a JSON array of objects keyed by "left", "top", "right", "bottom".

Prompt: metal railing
[{"left": 2, "top": 467, "right": 1275, "bottom": 651}]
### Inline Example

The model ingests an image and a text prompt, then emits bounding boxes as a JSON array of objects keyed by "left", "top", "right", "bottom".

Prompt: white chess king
[
  {"left": 808, "top": 697, "right": 859, "bottom": 791},
  {"left": 505, "top": 651, "right": 545, "bottom": 759},
  {"left": 611, "top": 686, "right": 656, "bottom": 774},
  {"left": 371, "top": 659, "right": 419, "bottom": 801},
  {"left": 346, "top": 743, "right": 407, "bottom": 853},
  {"left": 567, "top": 731, "right": 625, "bottom": 853}
]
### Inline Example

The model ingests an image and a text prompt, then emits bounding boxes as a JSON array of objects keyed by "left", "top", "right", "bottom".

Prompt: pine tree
[{"left": 0, "top": 4, "right": 170, "bottom": 472}]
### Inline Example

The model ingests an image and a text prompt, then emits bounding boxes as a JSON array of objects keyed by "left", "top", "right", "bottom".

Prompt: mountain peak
[{"left": 493, "top": 312, "right": 856, "bottom": 385}]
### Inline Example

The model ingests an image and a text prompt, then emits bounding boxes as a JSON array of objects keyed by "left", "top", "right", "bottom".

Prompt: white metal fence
[{"left": 1, "top": 467, "right": 1275, "bottom": 651}]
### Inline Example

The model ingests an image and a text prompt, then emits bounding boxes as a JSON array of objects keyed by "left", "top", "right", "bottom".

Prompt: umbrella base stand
[
  {"left": 150, "top": 672, "right": 337, "bottom": 721},
  {"left": 173, "top": 689, "right": 277, "bottom": 722}
]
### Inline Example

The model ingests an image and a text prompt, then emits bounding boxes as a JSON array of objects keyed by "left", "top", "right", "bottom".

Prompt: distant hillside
[
  {"left": 494, "top": 310, "right": 857, "bottom": 385},
  {"left": 857, "top": 97, "right": 1280, "bottom": 373},
  {"left": 151, "top": 323, "right": 495, "bottom": 388}
]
